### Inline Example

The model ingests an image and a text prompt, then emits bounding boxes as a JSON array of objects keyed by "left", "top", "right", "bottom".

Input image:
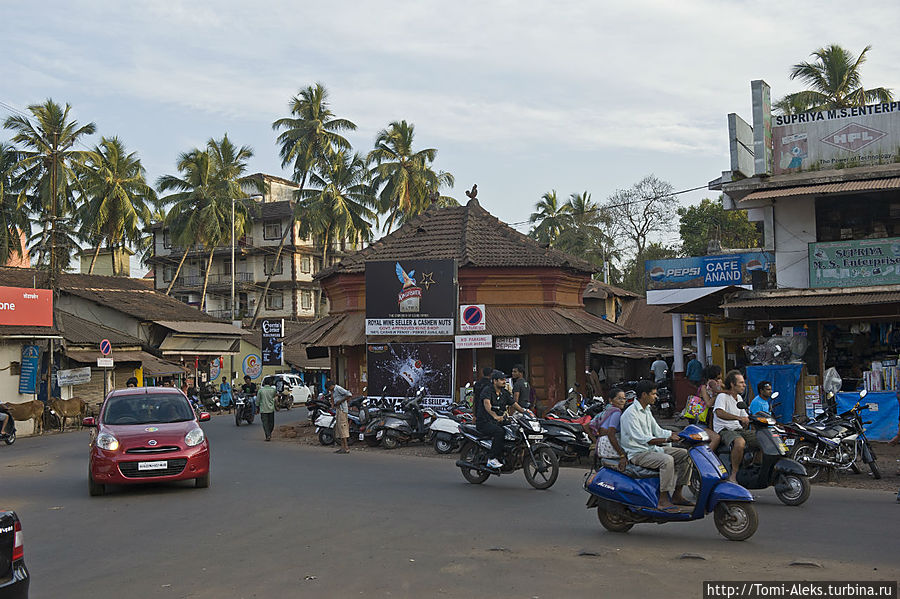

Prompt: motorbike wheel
[
  {"left": 318, "top": 428, "right": 335, "bottom": 446},
  {"left": 714, "top": 501, "right": 758, "bottom": 541},
  {"left": 596, "top": 506, "right": 633, "bottom": 533},
  {"left": 459, "top": 441, "right": 490, "bottom": 485},
  {"left": 868, "top": 459, "right": 881, "bottom": 480},
  {"left": 381, "top": 433, "right": 400, "bottom": 450},
  {"left": 434, "top": 436, "right": 454, "bottom": 454},
  {"left": 365, "top": 436, "right": 381, "bottom": 447},
  {"left": 247, "top": 412, "right": 255, "bottom": 424},
  {"left": 688, "top": 465, "right": 701, "bottom": 499},
  {"left": 2, "top": 432, "right": 14, "bottom": 445},
  {"left": 775, "top": 474, "right": 810, "bottom": 506},
  {"left": 234, "top": 411, "right": 241, "bottom": 427},
  {"left": 789, "top": 442, "right": 822, "bottom": 482},
  {"left": 523, "top": 446, "right": 560, "bottom": 490}
]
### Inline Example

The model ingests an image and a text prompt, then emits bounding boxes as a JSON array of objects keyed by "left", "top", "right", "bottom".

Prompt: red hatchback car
[{"left": 84, "top": 387, "right": 211, "bottom": 496}]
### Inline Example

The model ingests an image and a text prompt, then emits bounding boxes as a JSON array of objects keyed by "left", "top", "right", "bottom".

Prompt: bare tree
[{"left": 604, "top": 175, "right": 676, "bottom": 258}]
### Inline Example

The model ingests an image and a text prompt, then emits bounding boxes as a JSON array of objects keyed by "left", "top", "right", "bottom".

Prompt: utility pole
[{"left": 230, "top": 196, "right": 236, "bottom": 385}]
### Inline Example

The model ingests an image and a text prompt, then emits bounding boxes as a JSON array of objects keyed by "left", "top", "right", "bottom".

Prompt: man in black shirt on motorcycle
[
  {"left": 473, "top": 367, "right": 493, "bottom": 406},
  {"left": 477, "top": 370, "right": 528, "bottom": 469}
]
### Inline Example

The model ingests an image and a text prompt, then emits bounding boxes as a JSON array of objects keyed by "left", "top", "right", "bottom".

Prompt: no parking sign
[{"left": 460, "top": 304, "right": 485, "bottom": 331}]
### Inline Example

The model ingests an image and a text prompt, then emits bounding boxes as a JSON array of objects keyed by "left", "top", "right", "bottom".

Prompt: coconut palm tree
[
  {"left": 554, "top": 191, "right": 619, "bottom": 271},
  {"left": 3, "top": 99, "right": 96, "bottom": 276},
  {"left": 0, "top": 143, "right": 28, "bottom": 266},
  {"left": 528, "top": 190, "right": 571, "bottom": 246},
  {"left": 77, "top": 137, "right": 155, "bottom": 275},
  {"left": 368, "top": 120, "right": 455, "bottom": 232},
  {"left": 775, "top": 44, "right": 893, "bottom": 114}
]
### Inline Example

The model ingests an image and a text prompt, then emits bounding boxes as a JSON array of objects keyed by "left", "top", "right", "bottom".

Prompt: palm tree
[
  {"left": 3, "top": 99, "right": 96, "bottom": 277},
  {"left": 368, "top": 120, "right": 455, "bottom": 232},
  {"left": 0, "top": 143, "right": 28, "bottom": 266},
  {"left": 297, "top": 151, "right": 376, "bottom": 316},
  {"left": 528, "top": 190, "right": 571, "bottom": 245},
  {"left": 555, "top": 191, "right": 619, "bottom": 272},
  {"left": 252, "top": 84, "right": 357, "bottom": 327},
  {"left": 775, "top": 44, "right": 893, "bottom": 114},
  {"left": 157, "top": 136, "right": 258, "bottom": 310},
  {"left": 77, "top": 137, "right": 155, "bottom": 275}
]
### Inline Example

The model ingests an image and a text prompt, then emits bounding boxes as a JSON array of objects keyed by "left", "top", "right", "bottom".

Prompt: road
[{"left": 3, "top": 412, "right": 898, "bottom": 599}]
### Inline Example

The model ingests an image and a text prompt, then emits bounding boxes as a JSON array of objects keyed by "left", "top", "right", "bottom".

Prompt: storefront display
[{"left": 823, "top": 321, "right": 900, "bottom": 392}]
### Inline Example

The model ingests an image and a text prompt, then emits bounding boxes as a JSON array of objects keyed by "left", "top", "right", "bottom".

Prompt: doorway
[{"left": 494, "top": 353, "right": 525, "bottom": 379}]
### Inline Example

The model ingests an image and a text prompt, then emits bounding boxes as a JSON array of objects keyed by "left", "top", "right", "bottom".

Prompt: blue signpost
[{"left": 19, "top": 345, "right": 40, "bottom": 395}]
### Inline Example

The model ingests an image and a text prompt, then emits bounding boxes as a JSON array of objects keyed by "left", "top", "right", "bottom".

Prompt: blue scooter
[{"left": 584, "top": 424, "right": 758, "bottom": 541}]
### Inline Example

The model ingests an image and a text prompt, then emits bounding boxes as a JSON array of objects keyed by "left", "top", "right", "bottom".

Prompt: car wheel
[
  {"left": 195, "top": 473, "right": 210, "bottom": 489},
  {"left": 89, "top": 474, "right": 105, "bottom": 497}
]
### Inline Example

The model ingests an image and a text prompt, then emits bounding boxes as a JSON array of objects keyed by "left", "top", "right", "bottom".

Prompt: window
[
  {"left": 301, "top": 290, "right": 312, "bottom": 310},
  {"left": 263, "top": 220, "right": 282, "bottom": 240},
  {"left": 301, "top": 255, "right": 311, "bottom": 274},
  {"left": 266, "top": 291, "right": 283, "bottom": 310},
  {"left": 162, "top": 230, "right": 171, "bottom": 249},
  {"left": 264, "top": 255, "right": 283, "bottom": 275},
  {"left": 163, "top": 266, "right": 174, "bottom": 283},
  {"left": 815, "top": 193, "right": 900, "bottom": 242}
]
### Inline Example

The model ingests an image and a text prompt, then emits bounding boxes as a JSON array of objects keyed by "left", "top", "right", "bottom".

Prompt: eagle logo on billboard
[{"left": 395, "top": 262, "right": 422, "bottom": 313}]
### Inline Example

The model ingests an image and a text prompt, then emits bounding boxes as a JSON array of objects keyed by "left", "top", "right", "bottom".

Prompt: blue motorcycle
[{"left": 584, "top": 425, "right": 758, "bottom": 541}]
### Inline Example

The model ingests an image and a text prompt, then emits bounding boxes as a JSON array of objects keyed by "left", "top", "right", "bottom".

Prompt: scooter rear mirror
[
  {"left": 770, "top": 391, "right": 780, "bottom": 400},
  {"left": 736, "top": 401, "right": 748, "bottom": 410},
  {"left": 859, "top": 389, "right": 868, "bottom": 399},
  {"left": 465, "top": 382, "right": 471, "bottom": 388}
]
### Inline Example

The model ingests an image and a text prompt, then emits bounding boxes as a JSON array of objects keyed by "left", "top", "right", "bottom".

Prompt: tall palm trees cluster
[{"left": 0, "top": 85, "right": 456, "bottom": 316}]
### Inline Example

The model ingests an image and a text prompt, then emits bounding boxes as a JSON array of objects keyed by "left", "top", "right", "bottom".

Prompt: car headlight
[
  {"left": 185, "top": 427, "right": 205, "bottom": 447},
  {"left": 96, "top": 432, "right": 119, "bottom": 451}
]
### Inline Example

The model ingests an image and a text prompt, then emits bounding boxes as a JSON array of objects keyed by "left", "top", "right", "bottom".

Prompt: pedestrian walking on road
[
  {"left": 327, "top": 380, "right": 352, "bottom": 454},
  {"left": 258, "top": 380, "right": 276, "bottom": 441}
]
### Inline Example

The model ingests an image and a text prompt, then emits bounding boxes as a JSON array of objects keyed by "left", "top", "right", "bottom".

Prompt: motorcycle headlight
[
  {"left": 96, "top": 432, "right": 119, "bottom": 451},
  {"left": 185, "top": 427, "right": 205, "bottom": 447}
]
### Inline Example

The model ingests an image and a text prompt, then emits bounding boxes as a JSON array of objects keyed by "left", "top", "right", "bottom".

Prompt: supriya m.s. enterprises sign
[
  {"left": 0, "top": 286, "right": 53, "bottom": 327},
  {"left": 809, "top": 236, "right": 900, "bottom": 288},
  {"left": 772, "top": 102, "right": 900, "bottom": 176},
  {"left": 645, "top": 251, "right": 773, "bottom": 290},
  {"left": 365, "top": 259, "right": 456, "bottom": 335}
]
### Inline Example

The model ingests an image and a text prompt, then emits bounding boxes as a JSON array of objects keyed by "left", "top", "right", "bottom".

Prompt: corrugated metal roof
[
  {"left": 482, "top": 306, "right": 629, "bottom": 336},
  {"left": 66, "top": 349, "right": 187, "bottom": 375},
  {"left": 725, "top": 291, "right": 900, "bottom": 309},
  {"left": 159, "top": 336, "right": 240, "bottom": 355},
  {"left": 741, "top": 177, "right": 900, "bottom": 201},
  {"left": 154, "top": 320, "right": 243, "bottom": 335},
  {"left": 618, "top": 299, "right": 674, "bottom": 339},
  {"left": 58, "top": 311, "right": 144, "bottom": 346},
  {"left": 590, "top": 338, "right": 677, "bottom": 359},
  {"left": 583, "top": 280, "right": 642, "bottom": 300}
]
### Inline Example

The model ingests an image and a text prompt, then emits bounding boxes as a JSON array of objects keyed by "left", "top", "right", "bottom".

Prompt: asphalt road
[{"left": 3, "top": 412, "right": 899, "bottom": 599}]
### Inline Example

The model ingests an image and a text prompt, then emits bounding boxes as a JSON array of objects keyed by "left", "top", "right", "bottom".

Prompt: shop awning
[
  {"left": 66, "top": 349, "right": 188, "bottom": 375},
  {"left": 665, "top": 286, "right": 743, "bottom": 316},
  {"left": 590, "top": 338, "right": 680, "bottom": 359},
  {"left": 740, "top": 177, "right": 900, "bottom": 202},
  {"left": 721, "top": 287, "right": 900, "bottom": 321},
  {"left": 158, "top": 335, "right": 241, "bottom": 356},
  {"left": 154, "top": 320, "right": 244, "bottom": 335},
  {"left": 725, "top": 290, "right": 900, "bottom": 309}
]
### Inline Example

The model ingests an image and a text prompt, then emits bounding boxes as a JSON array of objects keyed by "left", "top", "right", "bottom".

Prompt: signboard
[
  {"left": 97, "top": 357, "right": 114, "bottom": 368},
  {"left": 366, "top": 343, "right": 454, "bottom": 408},
  {"left": 645, "top": 251, "right": 773, "bottom": 290},
  {"left": 100, "top": 339, "right": 112, "bottom": 356},
  {"left": 243, "top": 353, "right": 262, "bottom": 379},
  {"left": 809, "top": 236, "right": 900, "bottom": 288},
  {"left": 57, "top": 367, "right": 91, "bottom": 386},
  {"left": 18, "top": 345, "right": 40, "bottom": 394},
  {"left": 260, "top": 318, "right": 284, "bottom": 366},
  {"left": 209, "top": 357, "right": 222, "bottom": 380},
  {"left": 772, "top": 103, "right": 900, "bottom": 175},
  {"left": 495, "top": 337, "right": 521, "bottom": 351},
  {"left": 0, "top": 286, "right": 53, "bottom": 327},
  {"left": 459, "top": 304, "right": 486, "bottom": 332},
  {"left": 454, "top": 334, "right": 492, "bottom": 349},
  {"left": 365, "top": 260, "right": 456, "bottom": 336},
  {"left": 751, "top": 80, "right": 773, "bottom": 176}
]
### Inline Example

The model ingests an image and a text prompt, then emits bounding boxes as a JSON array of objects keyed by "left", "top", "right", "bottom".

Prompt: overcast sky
[{"left": 4, "top": 1, "right": 900, "bottom": 276}]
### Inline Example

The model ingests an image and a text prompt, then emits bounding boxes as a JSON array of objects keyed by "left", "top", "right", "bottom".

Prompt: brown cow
[
  {"left": 4, "top": 400, "right": 45, "bottom": 435},
  {"left": 49, "top": 397, "right": 87, "bottom": 431}
]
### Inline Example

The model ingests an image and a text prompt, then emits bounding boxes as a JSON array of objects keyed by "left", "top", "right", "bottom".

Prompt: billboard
[
  {"left": 645, "top": 251, "right": 774, "bottom": 290},
  {"left": 19, "top": 345, "right": 40, "bottom": 394},
  {"left": 809, "top": 236, "right": 900, "bottom": 288},
  {"left": 260, "top": 319, "right": 283, "bottom": 366},
  {"left": 365, "top": 260, "right": 456, "bottom": 335},
  {"left": 772, "top": 103, "right": 900, "bottom": 175},
  {"left": 366, "top": 342, "right": 454, "bottom": 408},
  {"left": 0, "top": 286, "right": 53, "bottom": 327}
]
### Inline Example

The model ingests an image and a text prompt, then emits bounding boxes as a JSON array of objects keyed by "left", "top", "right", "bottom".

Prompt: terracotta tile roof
[
  {"left": 253, "top": 200, "right": 294, "bottom": 220},
  {"left": 618, "top": 299, "right": 673, "bottom": 340},
  {"left": 317, "top": 199, "right": 596, "bottom": 278},
  {"left": 284, "top": 313, "right": 366, "bottom": 347},
  {"left": 481, "top": 306, "right": 629, "bottom": 336},
  {"left": 583, "top": 280, "right": 642, "bottom": 300}
]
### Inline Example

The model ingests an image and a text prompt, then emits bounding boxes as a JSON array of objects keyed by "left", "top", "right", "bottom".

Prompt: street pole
[{"left": 230, "top": 197, "right": 236, "bottom": 386}]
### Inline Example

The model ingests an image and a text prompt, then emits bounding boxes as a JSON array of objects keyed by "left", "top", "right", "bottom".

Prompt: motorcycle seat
[
  {"left": 600, "top": 458, "right": 659, "bottom": 479},
  {"left": 540, "top": 419, "right": 583, "bottom": 434},
  {"left": 806, "top": 424, "right": 839, "bottom": 438},
  {"left": 460, "top": 423, "right": 481, "bottom": 438}
]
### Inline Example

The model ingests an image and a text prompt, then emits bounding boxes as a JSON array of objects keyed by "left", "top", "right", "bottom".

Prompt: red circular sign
[
  {"left": 99, "top": 339, "right": 112, "bottom": 356},
  {"left": 463, "top": 306, "right": 483, "bottom": 326}
]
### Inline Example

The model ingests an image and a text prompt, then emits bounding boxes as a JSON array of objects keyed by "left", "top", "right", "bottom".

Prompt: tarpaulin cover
[
  {"left": 746, "top": 364, "right": 804, "bottom": 423},
  {"left": 836, "top": 391, "right": 900, "bottom": 442}
]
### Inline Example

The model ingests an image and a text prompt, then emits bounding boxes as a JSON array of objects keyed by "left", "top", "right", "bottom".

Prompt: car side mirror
[
  {"left": 198, "top": 412, "right": 211, "bottom": 422},
  {"left": 82, "top": 416, "right": 96, "bottom": 427}
]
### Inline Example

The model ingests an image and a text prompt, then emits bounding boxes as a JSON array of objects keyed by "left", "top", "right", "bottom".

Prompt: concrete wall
[{"left": 772, "top": 196, "right": 816, "bottom": 288}]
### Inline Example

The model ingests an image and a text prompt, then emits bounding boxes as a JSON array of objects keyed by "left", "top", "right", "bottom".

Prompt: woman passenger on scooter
[
  {"left": 695, "top": 366, "right": 722, "bottom": 452},
  {"left": 591, "top": 387, "right": 628, "bottom": 472}
]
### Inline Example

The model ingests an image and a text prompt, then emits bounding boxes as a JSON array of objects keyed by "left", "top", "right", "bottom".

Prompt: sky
[{"left": 4, "top": 0, "right": 900, "bottom": 277}]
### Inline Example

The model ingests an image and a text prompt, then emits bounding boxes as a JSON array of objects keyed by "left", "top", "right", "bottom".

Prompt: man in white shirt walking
[
  {"left": 650, "top": 355, "right": 668, "bottom": 383},
  {"left": 713, "top": 370, "right": 759, "bottom": 482},
  {"left": 620, "top": 380, "right": 693, "bottom": 511}
]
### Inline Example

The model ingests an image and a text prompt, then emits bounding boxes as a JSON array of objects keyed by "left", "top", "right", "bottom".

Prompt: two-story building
[{"left": 148, "top": 173, "right": 361, "bottom": 322}]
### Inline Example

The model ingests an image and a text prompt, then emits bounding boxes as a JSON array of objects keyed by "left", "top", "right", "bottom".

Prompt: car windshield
[{"left": 103, "top": 393, "right": 194, "bottom": 425}]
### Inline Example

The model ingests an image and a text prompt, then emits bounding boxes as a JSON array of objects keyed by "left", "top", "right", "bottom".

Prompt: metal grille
[
  {"left": 118, "top": 459, "right": 188, "bottom": 478},
  {"left": 126, "top": 446, "right": 181, "bottom": 454}
]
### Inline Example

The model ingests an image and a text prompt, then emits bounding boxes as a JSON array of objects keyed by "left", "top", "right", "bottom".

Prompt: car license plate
[
  {"left": 358, "top": 433, "right": 364, "bottom": 441},
  {"left": 138, "top": 460, "right": 167, "bottom": 471},
  {"left": 785, "top": 438, "right": 795, "bottom": 445},
  {"left": 527, "top": 435, "right": 543, "bottom": 440}
]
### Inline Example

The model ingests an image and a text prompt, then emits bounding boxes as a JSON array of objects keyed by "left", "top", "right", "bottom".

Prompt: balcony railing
[{"left": 171, "top": 272, "right": 253, "bottom": 288}]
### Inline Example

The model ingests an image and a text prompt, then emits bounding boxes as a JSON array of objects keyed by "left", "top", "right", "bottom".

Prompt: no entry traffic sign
[
  {"left": 460, "top": 304, "right": 485, "bottom": 331},
  {"left": 100, "top": 339, "right": 112, "bottom": 356}
]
